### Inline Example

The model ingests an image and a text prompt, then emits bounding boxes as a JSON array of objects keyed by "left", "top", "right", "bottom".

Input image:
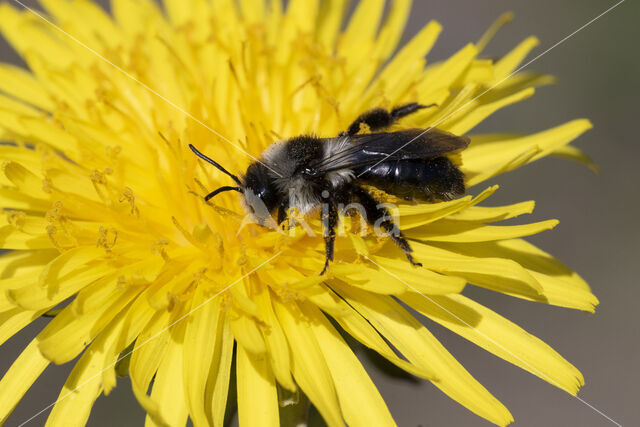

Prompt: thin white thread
[
  {"left": 362, "top": 254, "right": 623, "bottom": 427},
  {"left": 357, "top": 0, "right": 626, "bottom": 177},
  {"left": 10, "top": 0, "right": 283, "bottom": 178},
  {"left": 18, "top": 252, "right": 282, "bottom": 426}
]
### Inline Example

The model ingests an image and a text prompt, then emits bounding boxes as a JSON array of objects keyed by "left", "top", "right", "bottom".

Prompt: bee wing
[{"left": 311, "top": 128, "right": 470, "bottom": 174}]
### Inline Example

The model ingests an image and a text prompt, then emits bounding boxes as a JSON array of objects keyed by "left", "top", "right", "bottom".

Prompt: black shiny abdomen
[{"left": 356, "top": 156, "right": 465, "bottom": 202}]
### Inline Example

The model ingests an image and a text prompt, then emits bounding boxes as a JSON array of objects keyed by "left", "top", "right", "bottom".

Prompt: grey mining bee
[{"left": 190, "top": 103, "right": 469, "bottom": 274}]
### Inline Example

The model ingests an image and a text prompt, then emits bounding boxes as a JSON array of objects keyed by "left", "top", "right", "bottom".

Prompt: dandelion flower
[{"left": 0, "top": 1, "right": 598, "bottom": 426}]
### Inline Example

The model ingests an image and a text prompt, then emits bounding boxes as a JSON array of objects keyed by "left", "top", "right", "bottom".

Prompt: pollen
[{"left": 96, "top": 226, "right": 118, "bottom": 251}]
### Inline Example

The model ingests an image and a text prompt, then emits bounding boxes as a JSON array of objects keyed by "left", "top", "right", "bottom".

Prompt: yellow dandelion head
[{"left": 0, "top": 1, "right": 598, "bottom": 426}]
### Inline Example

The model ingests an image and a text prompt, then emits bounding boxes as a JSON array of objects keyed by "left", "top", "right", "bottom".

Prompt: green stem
[{"left": 278, "top": 385, "right": 310, "bottom": 427}]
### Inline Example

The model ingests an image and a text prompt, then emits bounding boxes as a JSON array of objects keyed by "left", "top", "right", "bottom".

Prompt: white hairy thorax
[{"left": 259, "top": 136, "right": 356, "bottom": 215}]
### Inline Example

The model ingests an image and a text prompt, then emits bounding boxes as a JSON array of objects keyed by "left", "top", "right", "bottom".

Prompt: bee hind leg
[
  {"left": 341, "top": 103, "right": 437, "bottom": 137},
  {"left": 350, "top": 184, "right": 422, "bottom": 267}
]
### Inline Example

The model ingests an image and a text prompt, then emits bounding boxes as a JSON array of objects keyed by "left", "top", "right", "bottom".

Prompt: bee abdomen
[{"left": 356, "top": 157, "right": 465, "bottom": 202}]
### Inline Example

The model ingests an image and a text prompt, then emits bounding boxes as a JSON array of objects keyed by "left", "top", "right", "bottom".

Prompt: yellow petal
[
  {"left": 119, "top": 285, "right": 167, "bottom": 344},
  {"left": 442, "top": 238, "right": 592, "bottom": 292},
  {"left": 0, "top": 225, "right": 52, "bottom": 250},
  {"left": 0, "top": 145, "right": 42, "bottom": 171},
  {"left": 36, "top": 0, "right": 108, "bottom": 50},
  {"left": 432, "top": 239, "right": 598, "bottom": 311},
  {"left": 129, "top": 311, "right": 172, "bottom": 422},
  {"left": 0, "top": 339, "right": 49, "bottom": 424},
  {"left": 0, "top": 250, "right": 57, "bottom": 310},
  {"left": 275, "top": 0, "right": 319, "bottom": 64},
  {"left": 0, "top": 248, "right": 56, "bottom": 274},
  {"left": 228, "top": 278, "right": 260, "bottom": 317},
  {"left": 254, "top": 286, "right": 295, "bottom": 390},
  {"left": 182, "top": 285, "right": 225, "bottom": 427},
  {"left": 101, "top": 279, "right": 177, "bottom": 396},
  {"left": 334, "top": 284, "right": 513, "bottom": 426},
  {"left": 317, "top": 0, "right": 347, "bottom": 48},
  {"left": 0, "top": 4, "right": 75, "bottom": 68},
  {"left": 552, "top": 145, "right": 599, "bottom": 173},
  {"left": 527, "top": 270, "right": 599, "bottom": 312},
  {"left": 457, "top": 59, "right": 494, "bottom": 86},
  {"left": 466, "top": 145, "right": 541, "bottom": 187},
  {"left": 427, "top": 83, "right": 478, "bottom": 129},
  {"left": 38, "top": 246, "right": 105, "bottom": 285},
  {"left": 239, "top": 0, "right": 265, "bottom": 22},
  {"left": 365, "top": 20, "right": 441, "bottom": 103},
  {"left": 418, "top": 43, "right": 478, "bottom": 99},
  {"left": 330, "top": 263, "right": 409, "bottom": 295},
  {"left": 409, "top": 240, "right": 543, "bottom": 297},
  {"left": 3, "top": 161, "right": 48, "bottom": 200},
  {"left": 18, "top": 116, "right": 80, "bottom": 155},
  {"left": 274, "top": 298, "right": 344, "bottom": 427},
  {"left": 401, "top": 293, "right": 584, "bottom": 394},
  {"left": 476, "top": 12, "right": 514, "bottom": 52},
  {"left": 339, "top": 0, "right": 385, "bottom": 59},
  {"left": 145, "top": 322, "right": 189, "bottom": 427},
  {"left": 45, "top": 311, "right": 130, "bottom": 427},
  {"left": 229, "top": 308, "right": 267, "bottom": 354},
  {"left": 491, "top": 36, "right": 539, "bottom": 83},
  {"left": 46, "top": 352, "right": 102, "bottom": 426},
  {"left": 0, "top": 187, "right": 51, "bottom": 211},
  {"left": 265, "top": 0, "right": 284, "bottom": 47},
  {"left": 372, "top": 0, "right": 412, "bottom": 61},
  {"left": 0, "top": 64, "right": 54, "bottom": 110},
  {"left": 0, "top": 212, "right": 48, "bottom": 237},
  {"left": 0, "top": 307, "right": 45, "bottom": 347},
  {"left": 398, "top": 186, "right": 497, "bottom": 230},
  {"left": 236, "top": 343, "right": 280, "bottom": 427},
  {"left": 164, "top": 0, "right": 210, "bottom": 26},
  {"left": 40, "top": 0, "right": 123, "bottom": 49},
  {"left": 111, "top": 0, "right": 163, "bottom": 36},
  {"left": 481, "top": 71, "right": 555, "bottom": 104},
  {"left": 370, "top": 253, "right": 467, "bottom": 295},
  {"left": 8, "top": 248, "right": 109, "bottom": 310},
  {"left": 449, "top": 200, "right": 535, "bottom": 222},
  {"left": 301, "top": 300, "right": 396, "bottom": 427},
  {"left": 206, "top": 318, "right": 235, "bottom": 427},
  {"left": 462, "top": 119, "right": 593, "bottom": 185},
  {"left": 300, "top": 282, "right": 354, "bottom": 318},
  {"left": 37, "top": 278, "right": 141, "bottom": 364},
  {"left": 406, "top": 218, "right": 559, "bottom": 243},
  {"left": 447, "top": 87, "right": 535, "bottom": 135},
  {"left": 327, "top": 284, "right": 437, "bottom": 380}
]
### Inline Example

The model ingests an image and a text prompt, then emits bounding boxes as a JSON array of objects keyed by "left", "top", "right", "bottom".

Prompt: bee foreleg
[
  {"left": 320, "top": 201, "right": 339, "bottom": 275},
  {"left": 277, "top": 201, "right": 289, "bottom": 228},
  {"left": 350, "top": 184, "right": 422, "bottom": 267}
]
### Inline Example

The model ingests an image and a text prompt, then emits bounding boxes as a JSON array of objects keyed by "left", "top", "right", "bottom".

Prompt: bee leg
[
  {"left": 341, "top": 103, "right": 436, "bottom": 137},
  {"left": 390, "top": 102, "right": 434, "bottom": 121},
  {"left": 320, "top": 201, "right": 339, "bottom": 275},
  {"left": 350, "top": 184, "right": 422, "bottom": 267},
  {"left": 277, "top": 201, "right": 289, "bottom": 229}
]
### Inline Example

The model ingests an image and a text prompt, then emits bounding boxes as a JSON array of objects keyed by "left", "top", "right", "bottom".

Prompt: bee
[{"left": 190, "top": 103, "right": 469, "bottom": 274}]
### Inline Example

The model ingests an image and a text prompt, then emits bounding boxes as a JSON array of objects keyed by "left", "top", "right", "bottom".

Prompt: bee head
[
  {"left": 242, "top": 162, "right": 280, "bottom": 224},
  {"left": 189, "top": 144, "right": 280, "bottom": 226}
]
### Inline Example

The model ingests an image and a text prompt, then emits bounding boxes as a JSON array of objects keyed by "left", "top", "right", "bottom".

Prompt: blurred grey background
[{"left": 0, "top": 0, "right": 638, "bottom": 426}]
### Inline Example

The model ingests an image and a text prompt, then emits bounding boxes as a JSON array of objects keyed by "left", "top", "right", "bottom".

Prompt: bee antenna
[
  {"left": 204, "top": 186, "right": 243, "bottom": 201},
  {"left": 189, "top": 144, "right": 243, "bottom": 186}
]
